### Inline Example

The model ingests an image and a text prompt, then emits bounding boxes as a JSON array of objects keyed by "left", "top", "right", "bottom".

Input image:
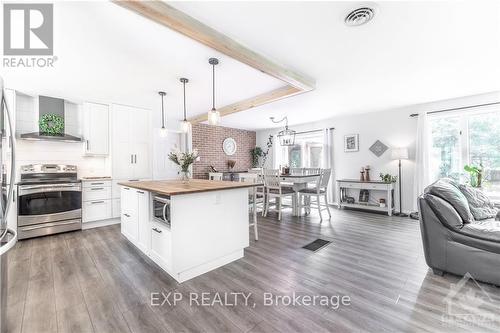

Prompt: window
[
  {"left": 429, "top": 106, "right": 500, "bottom": 201},
  {"left": 276, "top": 132, "right": 324, "bottom": 168}
]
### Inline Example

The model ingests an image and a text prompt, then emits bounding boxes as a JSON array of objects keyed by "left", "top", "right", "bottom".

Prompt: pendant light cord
[
  {"left": 161, "top": 94, "right": 165, "bottom": 128},
  {"left": 212, "top": 63, "right": 216, "bottom": 111},
  {"left": 183, "top": 80, "right": 187, "bottom": 121}
]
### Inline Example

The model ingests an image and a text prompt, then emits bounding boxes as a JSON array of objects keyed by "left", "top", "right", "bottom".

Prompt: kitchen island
[{"left": 118, "top": 179, "right": 258, "bottom": 283}]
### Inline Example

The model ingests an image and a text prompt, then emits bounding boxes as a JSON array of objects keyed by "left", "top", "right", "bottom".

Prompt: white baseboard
[{"left": 82, "top": 218, "right": 120, "bottom": 230}]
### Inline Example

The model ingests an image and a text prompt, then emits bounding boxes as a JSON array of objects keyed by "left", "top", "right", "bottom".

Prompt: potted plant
[
  {"left": 379, "top": 173, "right": 397, "bottom": 183},
  {"left": 464, "top": 164, "right": 484, "bottom": 187},
  {"left": 168, "top": 149, "right": 198, "bottom": 183},
  {"left": 250, "top": 147, "right": 263, "bottom": 168}
]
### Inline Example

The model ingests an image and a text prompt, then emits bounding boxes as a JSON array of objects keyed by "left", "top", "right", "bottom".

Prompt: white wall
[{"left": 256, "top": 92, "right": 500, "bottom": 214}]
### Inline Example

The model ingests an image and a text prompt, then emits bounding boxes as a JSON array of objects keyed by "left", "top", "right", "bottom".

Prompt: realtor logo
[
  {"left": 3, "top": 3, "right": 53, "bottom": 55},
  {"left": 442, "top": 272, "right": 495, "bottom": 328}
]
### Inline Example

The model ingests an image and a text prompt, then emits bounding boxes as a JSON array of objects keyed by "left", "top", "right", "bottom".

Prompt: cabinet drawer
[
  {"left": 150, "top": 221, "right": 172, "bottom": 271},
  {"left": 366, "top": 184, "right": 389, "bottom": 190},
  {"left": 83, "top": 199, "right": 112, "bottom": 223},
  {"left": 83, "top": 186, "right": 112, "bottom": 201},
  {"left": 340, "top": 183, "right": 362, "bottom": 189},
  {"left": 83, "top": 180, "right": 111, "bottom": 188}
]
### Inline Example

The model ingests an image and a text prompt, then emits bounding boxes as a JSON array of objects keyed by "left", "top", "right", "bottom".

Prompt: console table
[{"left": 336, "top": 179, "right": 395, "bottom": 216}]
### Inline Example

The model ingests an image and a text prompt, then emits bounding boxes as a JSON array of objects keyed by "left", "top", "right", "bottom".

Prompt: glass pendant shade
[
  {"left": 208, "top": 109, "right": 220, "bottom": 126},
  {"left": 180, "top": 120, "right": 191, "bottom": 133},
  {"left": 277, "top": 126, "right": 296, "bottom": 146},
  {"left": 159, "top": 127, "right": 168, "bottom": 137}
]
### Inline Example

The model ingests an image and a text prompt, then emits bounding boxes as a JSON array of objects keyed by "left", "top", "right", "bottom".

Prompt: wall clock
[{"left": 222, "top": 137, "right": 237, "bottom": 156}]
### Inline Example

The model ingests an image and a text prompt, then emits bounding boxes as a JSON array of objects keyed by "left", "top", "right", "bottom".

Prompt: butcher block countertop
[{"left": 118, "top": 179, "right": 261, "bottom": 196}]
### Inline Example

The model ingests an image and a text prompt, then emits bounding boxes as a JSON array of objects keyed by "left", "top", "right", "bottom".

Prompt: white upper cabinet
[
  {"left": 83, "top": 102, "right": 109, "bottom": 156},
  {"left": 111, "top": 104, "right": 152, "bottom": 180}
]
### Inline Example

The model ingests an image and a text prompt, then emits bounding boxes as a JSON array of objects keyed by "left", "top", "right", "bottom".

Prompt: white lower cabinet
[
  {"left": 83, "top": 200, "right": 112, "bottom": 222},
  {"left": 112, "top": 198, "right": 121, "bottom": 219},
  {"left": 150, "top": 221, "right": 172, "bottom": 271},
  {"left": 120, "top": 187, "right": 153, "bottom": 255},
  {"left": 82, "top": 180, "right": 112, "bottom": 223},
  {"left": 136, "top": 190, "right": 151, "bottom": 254}
]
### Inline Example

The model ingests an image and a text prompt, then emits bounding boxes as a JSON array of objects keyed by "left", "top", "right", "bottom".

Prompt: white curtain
[
  {"left": 323, "top": 128, "right": 335, "bottom": 204},
  {"left": 413, "top": 112, "right": 431, "bottom": 211}
]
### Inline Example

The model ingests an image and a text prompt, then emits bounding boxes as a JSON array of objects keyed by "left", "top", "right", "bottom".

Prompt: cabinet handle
[
  {"left": 128, "top": 179, "right": 139, "bottom": 182},
  {"left": 123, "top": 187, "right": 130, "bottom": 190},
  {"left": 137, "top": 191, "right": 144, "bottom": 194},
  {"left": 90, "top": 182, "right": 104, "bottom": 185},
  {"left": 123, "top": 213, "right": 130, "bottom": 217},
  {"left": 131, "top": 154, "right": 133, "bottom": 164},
  {"left": 90, "top": 201, "right": 105, "bottom": 204},
  {"left": 90, "top": 187, "right": 104, "bottom": 191},
  {"left": 86, "top": 140, "right": 89, "bottom": 151},
  {"left": 152, "top": 228, "right": 162, "bottom": 234},
  {"left": 134, "top": 154, "right": 137, "bottom": 164}
]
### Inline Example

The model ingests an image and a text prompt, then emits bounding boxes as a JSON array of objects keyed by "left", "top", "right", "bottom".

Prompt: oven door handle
[
  {"left": 20, "top": 183, "right": 79, "bottom": 190},
  {"left": 19, "top": 184, "right": 81, "bottom": 195}
]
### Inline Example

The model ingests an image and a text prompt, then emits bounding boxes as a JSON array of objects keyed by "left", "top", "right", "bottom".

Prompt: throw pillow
[
  {"left": 458, "top": 184, "right": 498, "bottom": 220},
  {"left": 425, "top": 179, "right": 475, "bottom": 223}
]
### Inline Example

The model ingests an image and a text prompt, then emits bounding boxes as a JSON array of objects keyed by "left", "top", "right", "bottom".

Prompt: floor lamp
[{"left": 391, "top": 148, "right": 409, "bottom": 217}]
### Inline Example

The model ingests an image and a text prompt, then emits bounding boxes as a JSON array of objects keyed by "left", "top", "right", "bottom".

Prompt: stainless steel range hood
[{"left": 19, "top": 96, "right": 83, "bottom": 142}]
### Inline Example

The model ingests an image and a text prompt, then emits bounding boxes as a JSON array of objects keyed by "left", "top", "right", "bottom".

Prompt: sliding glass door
[{"left": 429, "top": 105, "right": 500, "bottom": 200}]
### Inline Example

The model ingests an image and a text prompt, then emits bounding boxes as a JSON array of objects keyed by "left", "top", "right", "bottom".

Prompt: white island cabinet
[{"left": 119, "top": 179, "right": 258, "bottom": 283}]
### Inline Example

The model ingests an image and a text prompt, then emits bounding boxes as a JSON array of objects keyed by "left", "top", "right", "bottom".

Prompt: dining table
[{"left": 279, "top": 173, "right": 321, "bottom": 216}]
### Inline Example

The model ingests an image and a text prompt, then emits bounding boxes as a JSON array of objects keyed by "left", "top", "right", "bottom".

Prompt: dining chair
[
  {"left": 208, "top": 172, "right": 223, "bottom": 181},
  {"left": 263, "top": 169, "right": 296, "bottom": 221},
  {"left": 304, "top": 168, "right": 321, "bottom": 175},
  {"left": 248, "top": 169, "right": 266, "bottom": 216},
  {"left": 290, "top": 168, "right": 304, "bottom": 175},
  {"left": 298, "top": 169, "right": 332, "bottom": 221},
  {"left": 239, "top": 173, "right": 262, "bottom": 240}
]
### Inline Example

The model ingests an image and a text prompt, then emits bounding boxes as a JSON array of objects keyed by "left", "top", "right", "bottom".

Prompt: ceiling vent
[{"left": 345, "top": 7, "right": 375, "bottom": 26}]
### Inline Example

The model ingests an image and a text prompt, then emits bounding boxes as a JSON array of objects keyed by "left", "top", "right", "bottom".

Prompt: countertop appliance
[
  {"left": 17, "top": 164, "right": 82, "bottom": 240},
  {"left": 152, "top": 195, "right": 171, "bottom": 228},
  {"left": 0, "top": 77, "right": 18, "bottom": 333}
]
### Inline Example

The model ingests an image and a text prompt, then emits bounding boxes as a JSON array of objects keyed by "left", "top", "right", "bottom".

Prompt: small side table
[{"left": 336, "top": 179, "right": 395, "bottom": 216}]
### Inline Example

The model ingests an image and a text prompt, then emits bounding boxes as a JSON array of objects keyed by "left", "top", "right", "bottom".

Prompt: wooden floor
[{"left": 6, "top": 208, "right": 500, "bottom": 333}]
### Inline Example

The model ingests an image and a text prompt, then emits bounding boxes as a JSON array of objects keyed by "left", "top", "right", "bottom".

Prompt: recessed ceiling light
[{"left": 345, "top": 7, "right": 376, "bottom": 26}]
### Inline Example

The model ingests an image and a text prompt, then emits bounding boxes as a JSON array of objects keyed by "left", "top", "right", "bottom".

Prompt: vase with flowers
[{"left": 168, "top": 149, "right": 198, "bottom": 183}]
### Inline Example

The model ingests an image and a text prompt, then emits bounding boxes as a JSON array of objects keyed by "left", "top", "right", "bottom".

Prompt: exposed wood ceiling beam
[
  {"left": 187, "top": 85, "right": 302, "bottom": 124},
  {"left": 113, "top": 0, "right": 315, "bottom": 124}
]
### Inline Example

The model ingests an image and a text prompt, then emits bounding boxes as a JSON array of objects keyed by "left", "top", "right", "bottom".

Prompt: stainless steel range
[{"left": 17, "top": 164, "right": 82, "bottom": 239}]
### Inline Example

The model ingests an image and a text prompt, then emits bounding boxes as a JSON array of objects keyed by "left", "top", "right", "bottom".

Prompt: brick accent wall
[{"left": 191, "top": 124, "right": 256, "bottom": 179}]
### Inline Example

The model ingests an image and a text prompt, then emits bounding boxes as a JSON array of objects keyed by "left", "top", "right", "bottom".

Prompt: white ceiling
[
  {"left": 1, "top": 1, "right": 282, "bottom": 128},
  {"left": 3, "top": 1, "right": 500, "bottom": 131},
  {"left": 171, "top": 0, "right": 500, "bottom": 130}
]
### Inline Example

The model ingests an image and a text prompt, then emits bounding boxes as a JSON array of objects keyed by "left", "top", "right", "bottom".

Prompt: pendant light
[
  {"left": 180, "top": 78, "right": 191, "bottom": 133},
  {"left": 270, "top": 116, "right": 296, "bottom": 146},
  {"left": 158, "top": 91, "right": 168, "bottom": 137},
  {"left": 207, "top": 57, "right": 220, "bottom": 126}
]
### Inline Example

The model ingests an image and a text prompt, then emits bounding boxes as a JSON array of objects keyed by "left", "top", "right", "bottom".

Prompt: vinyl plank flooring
[
  {"left": 7, "top": 208, "right": 500, "bottom": 333},
  {"left": 56, "top": 302, "right": 94, "bottom": 333},
  {"left": 21, "top": 237, "right": 57, "bottom": 333}
]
